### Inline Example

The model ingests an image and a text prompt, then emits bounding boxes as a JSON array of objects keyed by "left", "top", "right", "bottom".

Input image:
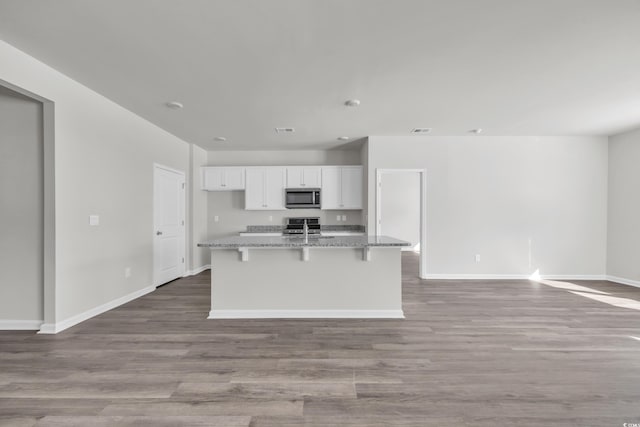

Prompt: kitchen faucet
[{"left": 303, "top": 219, "right": 309, "bottom": 242}]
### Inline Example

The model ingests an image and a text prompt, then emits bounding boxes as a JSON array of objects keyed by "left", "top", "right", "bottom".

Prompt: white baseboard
[
  {"left": 208, "top": 309, "right": 405, "bottom": 319},
  {"left": 184, "top": 264, "right": 211, "bottom": 276},
  {"left": 38, "top": 285, "right": 156, "bottom": 334},
  {"left": 606, "top": 275, "right": 640, "bottom": 289},
  {"left": 0, "top": 319, "right": 43, "bottom": 330},
  {"left": 544, "top": 275, "right": 607, "bottom": 280},
  {"left": 422, "top": 274, "right": 528, "bottom": 280},
  {"left": 421, "top": 274, "right": 607, "bottom": 280}
]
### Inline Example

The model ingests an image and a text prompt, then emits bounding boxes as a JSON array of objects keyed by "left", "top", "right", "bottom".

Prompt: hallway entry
[{"left": 0, "top": 85, "right": 44, "bottom": 329}]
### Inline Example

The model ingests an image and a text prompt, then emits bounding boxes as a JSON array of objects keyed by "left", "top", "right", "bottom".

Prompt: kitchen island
[{"left": 198, "top": 235, "right": 410, "bottom": 319}]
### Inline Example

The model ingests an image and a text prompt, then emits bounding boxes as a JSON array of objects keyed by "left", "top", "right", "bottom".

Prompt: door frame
[
  {"left": 1, "top": 79, "right": 55, "bottom": 331},
  {"left": 375, "top": 168, "right": 427, "bottom": 279},
  {"left": 153, "top": 163, "right": 186, "bottom": 287}
]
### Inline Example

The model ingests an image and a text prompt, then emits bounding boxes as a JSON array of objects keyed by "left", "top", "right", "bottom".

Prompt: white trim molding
[
  {"left": 422, "top": 274, "right": 607, "bottom": 280},
  {"left": 0, "top": 320, "right": 43, "bottom": 330},
  {"left": 184, "top": 264, "right": 211, "bottom": 276},
  {"left": 38, "top": 285, "right": 155, "bottom": 334},
  {"left": 606, "top": 275, "right": 640, "bottom": 289},
  {"left": 544, "top": 275, "right": 607, "bottom": 281},
  {"left": 208, "top": 309, "right": 405, "bottom": 319}
]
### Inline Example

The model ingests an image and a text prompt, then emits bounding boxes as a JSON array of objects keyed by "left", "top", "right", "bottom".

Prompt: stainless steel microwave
[{"left": 285, "top": 188, "right": 321, "bottom": 209}]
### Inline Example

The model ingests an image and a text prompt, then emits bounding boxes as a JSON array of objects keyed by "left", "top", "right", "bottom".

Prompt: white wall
[
  {"left": 206, "top": 150, "right": 362, "bottom": 237},
  {"left": 0, "top": 41, "right": 192, "bottom": 328},
  {"left": 607, "top": 127, "right": 640, "bottom": 283},
  {"left": 0, "top": 86, "right": 43, "bottom": 326},
  {"left": 366, "top": 136, "right": 608, "bottom": 277},
  {"left": 189, "top": 144, "right": 209, "bottom": 271},
  {"left": 207, "top": 150, "right": 361, "bottom": 166},
  {"left": 379, "top": 171, "right": 421, "bottom": 250},
  {"left": 360, "top": 140, "right": 369, "bottom": 226}
]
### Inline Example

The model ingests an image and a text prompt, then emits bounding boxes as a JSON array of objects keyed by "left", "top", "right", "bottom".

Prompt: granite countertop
[{"left": 198, "top": 235, "right": 409, "bottom": 248}]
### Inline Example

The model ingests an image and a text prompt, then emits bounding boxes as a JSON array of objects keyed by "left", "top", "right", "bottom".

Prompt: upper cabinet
[
  {"left": 341, "top": 166, "right": 363, "bottom": 209},
  {"left": 321, "top": 166, "right": 363, "bottom": 210},
  {"left": 286, "top": 167, "right": 321, "bottom": 188},
  {"left": 245, "top": 167, "right": 286, "bottom": 210},
  {"left": 201, "top": 167, "right": 245, "bottom": 191},
  {"left": 202, "top": 164, "right": 363, "bottom": 211}
]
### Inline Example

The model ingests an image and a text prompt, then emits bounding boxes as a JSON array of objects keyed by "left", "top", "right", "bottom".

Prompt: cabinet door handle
[{"left": 156, "top": 231, "right": 163, "bottom": 236}]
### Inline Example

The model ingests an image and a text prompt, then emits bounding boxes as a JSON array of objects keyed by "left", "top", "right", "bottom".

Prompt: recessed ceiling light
[
  {"left": 213, "top": 136, "right": 227, "bottom": 142},
  {"left": 166, "top": 101, "right": 184, "bottom": 110},
  {"left": 337, "top": 136, "right": 350, "bottom": 141},
  {"left": 470, "top": 128, "right": 483, "bottom": 134},
  {"left": 344, "top": 99, "right": 361, "bottom": 107},
  {"left": 411, "top": 128, "right": 432, "bottom": 134},
  {"left": 275, "top": 127, "right": 295, "bottom": 133}
]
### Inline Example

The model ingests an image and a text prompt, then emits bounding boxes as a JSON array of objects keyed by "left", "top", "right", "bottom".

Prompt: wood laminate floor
[{"left": 1, "top": 253, "right": 640, "bottom": 426}]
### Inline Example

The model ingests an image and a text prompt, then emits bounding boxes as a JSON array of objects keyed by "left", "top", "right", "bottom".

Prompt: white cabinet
[
  {"left": 245, "top": 167, "right": 286, "bottom": 210},
  {"left": 321, "top": 167, "right": 341, "bottom": 209},
  {"left": 286, "top": 167, "right": 321, "bottom": 188},
  {"left": 202, "top": 164, "right": 362, "bottom": 211},
  {"left": 321, "top": 166, "right": 363, "bottom": 210},
  {"left": 341, "top": 166, "right": 363, "bottom": 209},
  {"left": 201, "top": 167, "right": 245, "bottom": 191}
]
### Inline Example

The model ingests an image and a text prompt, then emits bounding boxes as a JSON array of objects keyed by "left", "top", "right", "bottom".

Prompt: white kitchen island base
[{"left": 205, "top": 244, "right": 405, "bottom": 319}]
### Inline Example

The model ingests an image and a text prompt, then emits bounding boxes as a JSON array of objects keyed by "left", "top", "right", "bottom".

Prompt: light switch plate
[
  {"left": 89, "top": 215, "right": 99, "bottom": 226},
  {"left": 214, "top": 215, "right": 219, "bottom": 222}
]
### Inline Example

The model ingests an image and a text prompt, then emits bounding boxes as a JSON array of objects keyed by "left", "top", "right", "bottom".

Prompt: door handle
[{"left": 156, "top": 231, "right": 163, "bottom": 236}]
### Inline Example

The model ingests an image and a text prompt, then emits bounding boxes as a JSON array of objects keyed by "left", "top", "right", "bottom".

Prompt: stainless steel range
[{"left": 284, "top": 217, "right": 321, "bottom": 235}]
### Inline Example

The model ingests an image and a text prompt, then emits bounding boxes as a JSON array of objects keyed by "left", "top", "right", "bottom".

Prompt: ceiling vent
[
  {"left": 275, "top": 127, "right": 295, "bottom": 133},
  {"left": 411, "top": 128, "right": 432, "bottom": 134}
]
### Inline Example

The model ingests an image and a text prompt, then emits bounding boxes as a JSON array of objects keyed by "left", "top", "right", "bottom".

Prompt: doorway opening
[
  {"left": 0, "top": 80, "right": 55, "bottom": 332},
  {"left": 375, "top": 169, "right": 427, "bottom": 279}
]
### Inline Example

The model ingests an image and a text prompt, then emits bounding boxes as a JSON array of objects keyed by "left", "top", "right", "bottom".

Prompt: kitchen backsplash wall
[{"left": 206, "top": 149, "right": 364, "bottom": 237}]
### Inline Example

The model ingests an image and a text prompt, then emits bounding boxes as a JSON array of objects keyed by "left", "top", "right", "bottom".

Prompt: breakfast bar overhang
[{"left": 198, "top": 235, "right": 410, "bottom": 319}]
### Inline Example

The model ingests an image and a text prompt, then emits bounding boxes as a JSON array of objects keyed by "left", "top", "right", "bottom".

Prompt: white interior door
[{"left": 154, "top": 164, "right": 185, "bottom": 286}]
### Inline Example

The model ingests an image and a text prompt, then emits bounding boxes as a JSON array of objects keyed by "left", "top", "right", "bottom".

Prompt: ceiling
[{"left": 1, "top": 0, "right": 639, "bottom": 150}]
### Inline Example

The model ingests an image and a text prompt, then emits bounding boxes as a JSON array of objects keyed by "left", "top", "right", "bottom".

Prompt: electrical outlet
[
  {"left": 268, "top": 215, "right": 273, "bottom": 222},
  {"left": 214, "top": 215, "right": 219, "bottom": 222},
  {"left": 336, "top": 215, "right": 341, "bottom": 221},
  {"left": 475, "top": 254, "right": 481, "bottom": 263},
  {"left": 89, "top": 215, "right": 99, "bottom": 226},
  {"left": 125, "top": 267, "right": 131, "bottom": 278},
  {"left": 341, "top": 215, "right": 347, "bottom": 222}
]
